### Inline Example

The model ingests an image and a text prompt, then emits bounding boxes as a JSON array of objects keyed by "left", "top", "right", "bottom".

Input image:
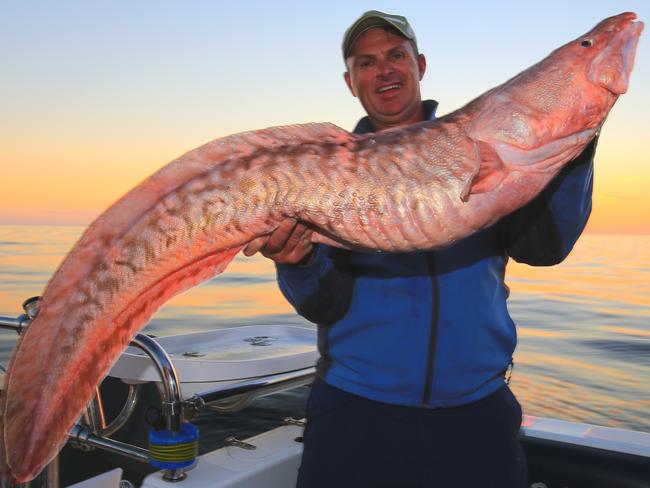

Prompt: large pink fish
[{"left": 0, "top": 12, "right": 642, "bottom": 483}]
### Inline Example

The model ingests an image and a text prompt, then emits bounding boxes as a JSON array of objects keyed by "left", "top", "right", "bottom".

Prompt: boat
[{"left": 1, "top": 299, "right": 649, "bottom": 488}]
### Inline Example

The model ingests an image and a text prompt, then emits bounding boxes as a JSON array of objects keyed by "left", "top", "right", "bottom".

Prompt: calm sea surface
[{"left": 0, "top": 225, "right": 648, "bottom": 433}]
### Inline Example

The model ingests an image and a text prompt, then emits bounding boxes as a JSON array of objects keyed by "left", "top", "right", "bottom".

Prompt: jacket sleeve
[
  {"left": 501, "top": 138, "right": 596, "bottom": 265},
  {"left": 275, "top": 245, "right": 354, "bottom": 325}
]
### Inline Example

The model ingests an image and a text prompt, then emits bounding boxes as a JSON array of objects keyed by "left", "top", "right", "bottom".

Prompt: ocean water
[{"left": 0, "top": 224, "right": 648, "bottom": 434}]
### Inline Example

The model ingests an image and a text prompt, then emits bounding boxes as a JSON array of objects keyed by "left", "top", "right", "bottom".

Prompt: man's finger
[
  {"left": 268, "top": 226, "right": 314, "bottom": 264},
  {"left": 243, "top": 235, "right": 269, "bottom": 256},
  {"left": 275, "top": 222, "right": 306, "bottom": 253},
  {"left": 263, "top": 219, "right": 298, "bottom": 254}
]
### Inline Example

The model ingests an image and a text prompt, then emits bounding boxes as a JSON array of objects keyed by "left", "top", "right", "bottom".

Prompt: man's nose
[{"left": 377, "top": 59, "right": 395, "bottom": 77}]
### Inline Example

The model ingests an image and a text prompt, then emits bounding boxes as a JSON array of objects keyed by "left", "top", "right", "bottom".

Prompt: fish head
[
  {"left": 469, "top": 12, "right": 643, "bottom": 171},
  {"left": 583, "top": 12, "right": 644, "bottom": 95},
  {"left": 533, "top": 11, "right": 644, "bottom": 123}
]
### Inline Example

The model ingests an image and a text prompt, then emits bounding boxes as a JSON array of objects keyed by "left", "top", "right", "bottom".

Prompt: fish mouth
[{"left": 589, "top": 14, "right": 644, "bottom": 95}]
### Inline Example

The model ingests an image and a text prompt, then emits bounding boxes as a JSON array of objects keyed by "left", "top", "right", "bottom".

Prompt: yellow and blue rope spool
[{"left": 149, "top": 422, "right": 199, "bottom": 469}]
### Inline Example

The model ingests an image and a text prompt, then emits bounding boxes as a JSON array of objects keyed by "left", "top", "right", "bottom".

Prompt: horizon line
[{"left": 0, "top": 221, "right": 648, "bottom": 237}]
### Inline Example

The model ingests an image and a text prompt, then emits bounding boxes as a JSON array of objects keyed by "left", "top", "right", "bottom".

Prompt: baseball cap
[{"left": 342, "top": 10, "right": 417, "bottom": 59}]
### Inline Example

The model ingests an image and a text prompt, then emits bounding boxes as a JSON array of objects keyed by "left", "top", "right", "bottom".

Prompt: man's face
[{"left": 344, "top": 28, "right": 426, "bottom": 130}]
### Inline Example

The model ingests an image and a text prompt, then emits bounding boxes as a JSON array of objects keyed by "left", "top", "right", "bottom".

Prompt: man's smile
[{"left": 376, "top": 83, "right": 401, "bottom": 93}]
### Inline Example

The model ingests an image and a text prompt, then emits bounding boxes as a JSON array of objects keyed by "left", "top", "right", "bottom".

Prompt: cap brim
[{"left": 343, "top": 16, "right": 414, "bottom": 58}]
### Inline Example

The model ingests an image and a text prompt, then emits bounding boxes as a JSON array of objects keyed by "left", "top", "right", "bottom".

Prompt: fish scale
[{"left": 0, "top": 12, "right": 642, "bottom": 483}]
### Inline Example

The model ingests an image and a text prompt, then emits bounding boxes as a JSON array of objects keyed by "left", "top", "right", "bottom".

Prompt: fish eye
[{"left": 580, "top": 39, "right": 594, "bottom": 47}]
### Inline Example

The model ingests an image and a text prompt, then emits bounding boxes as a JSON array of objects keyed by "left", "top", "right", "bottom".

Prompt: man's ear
[
  {"left": 417, "top": 53, "right": 427, "bottom": 81},
  {"left": 344, "top": 71, "right": 357, "bottom": 97}
]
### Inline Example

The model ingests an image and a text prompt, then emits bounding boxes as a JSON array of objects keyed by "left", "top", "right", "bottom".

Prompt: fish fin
[
  {"left": 113, "top": 245, "right": 244, "bottom": 331},
  {"left": 489, "top": 129, "right": 596, "bottom": 172},
  {"left": 461, "top": 140, "right": 508, "bottom": 201}
]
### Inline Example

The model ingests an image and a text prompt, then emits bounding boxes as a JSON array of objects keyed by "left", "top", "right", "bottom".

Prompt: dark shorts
[{"left": 296, "top": 378, "right": 527, "bottom": 488}]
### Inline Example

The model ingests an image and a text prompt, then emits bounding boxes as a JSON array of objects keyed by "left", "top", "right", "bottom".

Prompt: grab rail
[
  {"left": 188, "top": 366, "right": 315, "bottom": 415},
  {"left": 0, "top": 314, "right": 30, "bottom": 334}
]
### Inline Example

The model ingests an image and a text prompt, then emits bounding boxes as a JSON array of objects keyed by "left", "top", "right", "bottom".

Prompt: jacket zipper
[{"left": 421, "top": 254, "right": 440, "bottom": 405}]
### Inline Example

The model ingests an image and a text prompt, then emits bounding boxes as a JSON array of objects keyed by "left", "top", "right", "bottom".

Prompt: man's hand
[{"left": 243, "top": 219, "right": 315, "bottom": 265}]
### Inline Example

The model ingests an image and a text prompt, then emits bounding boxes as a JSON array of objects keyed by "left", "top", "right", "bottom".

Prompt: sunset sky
[{"left": 1, "top": 0, "right": 648, "bottom": 234}]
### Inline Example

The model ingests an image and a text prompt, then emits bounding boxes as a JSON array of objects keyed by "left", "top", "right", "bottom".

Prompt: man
[{"left": 245, "top": 10, "right": 594, "bottom": 488}]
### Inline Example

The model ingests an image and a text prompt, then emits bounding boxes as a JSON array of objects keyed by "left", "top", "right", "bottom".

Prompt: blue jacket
[{"left": 276, "top": 100, "right": 594, "bottom": 407}]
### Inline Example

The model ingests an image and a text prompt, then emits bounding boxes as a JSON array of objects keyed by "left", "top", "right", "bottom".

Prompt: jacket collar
[{"left": 353, "top": 99, "right": 438, "bottom": 134}]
